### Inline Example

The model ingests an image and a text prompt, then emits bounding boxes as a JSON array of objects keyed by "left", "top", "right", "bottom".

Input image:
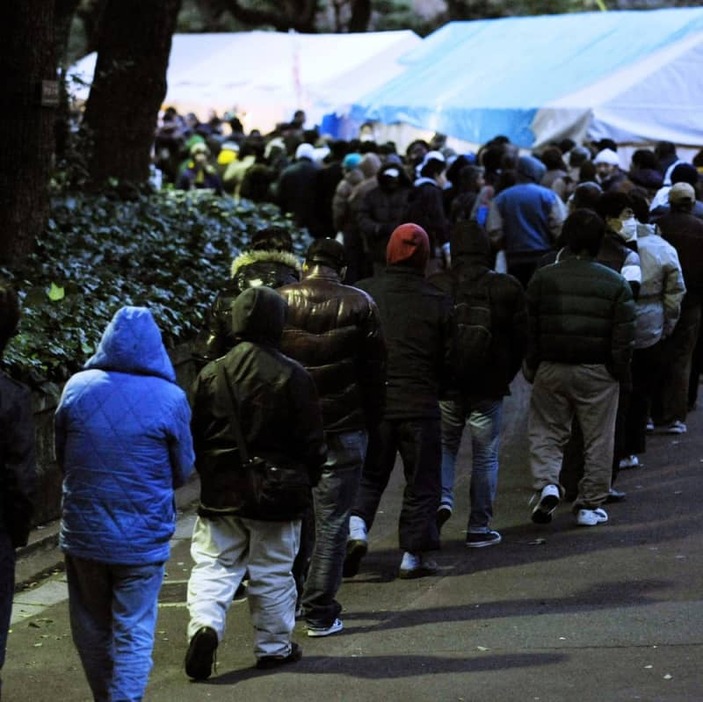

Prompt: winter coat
[
  {"left": 0, "top": 372, "right": 36, "bottom": 547},
  {"left": 429, "top": 222, "right": 527, "bottom": 399},
  {"left": 332, "top": 168, "right": 365, "bottom": 233},
  {"left": 190, "top": 286, "right": 326, "bottom": 519},
  {"left": 56, "top": 307, "right": 195, "bottom": 565},
  {"left": 405, "top": 178, "right": 451, "bottom": 256},
  {"left": 656, "top": 210, "right": 703, "bottom": 301},
  {"left": 524, "top": 256, "right": 636, "bottom": 384},
  {"left": 277, "top": 158, "right": 320, "bottom": 231},
  {"left": 357, "top": 165, "right": 412, "bottom": 267},
  {"left": 633, "top": 224, "right": 685, "bottom": 349},
  {"left": 279, "top": 266, "right": 386, "bottom": 432},
  {"left": 356, "top": 266, "right": 453, "bottom": 420},
  {"left": 193, "top": 249, "right": 302, "bottom": 364}
]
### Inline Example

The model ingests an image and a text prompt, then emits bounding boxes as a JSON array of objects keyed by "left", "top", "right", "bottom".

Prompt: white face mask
[{"left": 620, "top": 217, "right": 638, "bottom": 241}]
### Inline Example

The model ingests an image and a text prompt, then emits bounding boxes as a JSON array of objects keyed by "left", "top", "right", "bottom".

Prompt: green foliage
[{"left": 0, "top": 190, "right": 308, "bottom": 395}]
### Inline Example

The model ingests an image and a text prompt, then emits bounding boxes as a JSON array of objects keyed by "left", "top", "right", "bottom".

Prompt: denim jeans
[
  {"left": 0, "top": 531, "right": 14, "bottom": 674},
  {"left": 65, "top": 554, "right": 165, "bottom": 702},
  {"left": 301, "top": 429, "right": 367, "bottom": 628},
  {"left": 440, "top": 398, "right": 503, "bottom": 532}
]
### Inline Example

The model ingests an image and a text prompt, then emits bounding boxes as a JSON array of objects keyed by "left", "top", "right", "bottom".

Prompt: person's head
[
  {"left": 295, "top": 142, "right": 315, "bottom": 162},
  {"left": 654, "top": 140, "right": 677, "bottom": 164},
  {"left": 406, "top": 139, "right": 430, "bottom": 167},
  {"left": 670, "top": 162, "right": 699, "bottom": 188},
  {"left": 0, "top": 282, "right": 20, "bottom": 356},
  {"left": 458, "top": 165, "right": 485, "bottom": 192},
  {"left": 516, "top": 155, "right": 546, "bottom": 184},
  {"left": 450, "top": 220, "right": 491, "bottom": 266},
  {"left": 593, "top": 149, "right": 620, "bottom": 180},
  {"left": 568, "top": 146, "right": 591, "bottom": 170},
  {"left": 595, "top": 138, "right": 617, "bottom": 154},
  {"left": 231, "top": 286, "right": 287, "bottom": 347},
  {"left": 596, "top": 191, "right": 637, "bottom": 240},
  {"left": 562, "top": 209, "right": 606, "bottom": 257},
  {"left": 304, "top": 238, "right": 348, "bottom": 278},
  {"left": 418, "top": 151, "right": 447, "bottom": 185},
  {"left": 630, "top": 149, "right": 659, "bottom": 171},
  {"left": 386, "top": 223, "right": 430, "bottom": 270},
  {"left": 249, "top": 226, "right": 294, "bottom": 253},
  {"left": 669, "top": 182, "right": 696, "bottom": 212},
  {"left": 628, "top": 188, "right": 650, "bottom": 224},
  {"left": 190, "top": 141, "right": 210, "bottom": 166},
  {"left": 377, "top": 163, "right": 408, "bottom": 192},
  {"left": 540, "top": 146, "right": 567, "bottom": 172},
  {"left": 342, "top": 152, "right": 362, "bottom": 173},
  {"left": 569, "top": 181, "right": 602, "bottom": 213}
]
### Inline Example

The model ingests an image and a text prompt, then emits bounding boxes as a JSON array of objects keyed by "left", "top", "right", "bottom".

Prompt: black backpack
[{"left": 451, "top": 270, "right": 494, "bottom": 385}]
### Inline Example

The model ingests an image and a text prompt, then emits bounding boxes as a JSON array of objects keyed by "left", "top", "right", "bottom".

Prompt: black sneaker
[
  {"left": 436, "top": 505, "right": 452, "bottom": 532},
  {"left": 465, "top": 529, "right": 502, "bottom": 548},
  {"left": 185, "top": 626, "right": 218, "bottom": 681},
  {"left": 255, "top": 642, "right": 303, "bottom": 670},
  {"left": 343, "top": 539, "right": 368, "bottom": 577}
]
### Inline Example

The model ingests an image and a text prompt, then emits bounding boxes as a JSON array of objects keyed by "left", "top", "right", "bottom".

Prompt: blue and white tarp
[{"left": 349, "top": 9, "right": 703, "bottom": 148}]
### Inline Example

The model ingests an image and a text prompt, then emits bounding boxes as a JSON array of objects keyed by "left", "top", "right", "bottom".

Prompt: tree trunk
[
  {"left": 83, "top": 0, "right": 181, "bottom": 185},
  {"left": 0, "top": 0, "right": 56, "bottom": 266},
  {"left": 348, "top": 0, "right": 371, "bottom": 32}
]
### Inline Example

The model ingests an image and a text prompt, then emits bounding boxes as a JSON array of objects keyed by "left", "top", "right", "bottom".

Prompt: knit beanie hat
[
  {"left": 516, "top": 155, "right": 546, "bottom": 183},
  {"left": 386, "top": 223, "right": 430, "bottom": 269}
]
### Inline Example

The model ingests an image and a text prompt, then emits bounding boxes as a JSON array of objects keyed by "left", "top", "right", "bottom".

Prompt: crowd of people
[{"left": 1, "top": 105, "right": 703, "bottom": 698}]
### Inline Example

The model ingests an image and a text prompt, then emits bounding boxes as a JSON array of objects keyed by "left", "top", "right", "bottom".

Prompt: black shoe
[
  {"left": 436, "top": 505, "right": 452, "bottom": 532},
  {"left": 605, "top": 487, "right": 627, "bottom": 503},
  {"left": 255, "top": 642, "right": 302, "bottom": 670},
  {"left": 185, "top": 626, "right": 218, "bottom": 681},
  {"left": 343, "top": 539, "right": 368, "bottom": 577},
  {"left": 233, "top": 580, "right": 248, "bottom": 602}
]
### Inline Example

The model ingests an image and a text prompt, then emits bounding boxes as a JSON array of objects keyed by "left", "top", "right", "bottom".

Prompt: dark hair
[
  {"left": 540, "top": 146, "right": 568, "bottom": 171},
  {"left": 671, "top": 163, "right": 699, "bottom": 187},
  {"left": 558, "top": 138, "right": 576, "bottom": 154},
  {"left": 562, "top": 209, "right": 606, "bottom": 256},
  {"left": 420, "top": 157, "right": 446, "bottom": 179},
  {"left": 571, "top": 182, "right": 602, "bottom": 211},
  {"left": 629, "top": 188, "right": 650, "bottom": 224},
  {"left": 596, "top": 191, "right": 633, "bottom": 220},
  {"left": 0, "top": 282, "right": 20, "bottom": 355},
  {"left": 595, "top": 138, "right": 617, "bottom": 153},
  {"left": 631, "top": 149, "right": 659, "bottom": 170},
  {"left": 250, "top": 226, "right": 293, "bottom": 252}
]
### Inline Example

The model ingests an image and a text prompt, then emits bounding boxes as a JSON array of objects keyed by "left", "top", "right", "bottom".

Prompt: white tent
[
  {"left": 68, "top": 30, "right": 421, "bottom": 135},
  {"left": 349, "top": 9, "right": 703, "bottom": 150}
]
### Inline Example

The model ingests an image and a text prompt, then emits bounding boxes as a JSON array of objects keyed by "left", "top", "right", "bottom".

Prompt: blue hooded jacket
[{"left": 56, "top": 307, "right": 195, "bottom": 565}]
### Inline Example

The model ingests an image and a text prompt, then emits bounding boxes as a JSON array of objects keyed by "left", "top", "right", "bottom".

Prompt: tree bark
[
  {"left": 348, "top": 0, "right": 371, "bottom": 32},
  {"left": 0, "top": 0, "right": 56, "bottom": 266},
  {"left": 219, "top": 0, "right": 319, "bottom": 33},
  {"left": 83, "top": 0, "right": 181, "bottom": 185}
]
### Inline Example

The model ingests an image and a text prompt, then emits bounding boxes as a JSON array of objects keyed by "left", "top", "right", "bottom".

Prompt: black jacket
[
  {"left": 429, "top": 222, "right": 527, "bottom": 398},
  {"left": 357, "top": 266, "right": 453, "bottom": 420},
  {"left": 0, "top": 371, "right": 37, "bottom": 547},
  {"left": 193, "top": 249, "right": 301, "bottom": 364},
  {"left": 279, "top": 266, "right": 386, "bottom": 432},
  {"left": 190, "top": 286, "right": 326, "bottom": 519}
]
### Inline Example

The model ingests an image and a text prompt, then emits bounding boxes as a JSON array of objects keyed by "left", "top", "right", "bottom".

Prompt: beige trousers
[{"left": 528, "top": 362, "right": 619, "bottom": 510}]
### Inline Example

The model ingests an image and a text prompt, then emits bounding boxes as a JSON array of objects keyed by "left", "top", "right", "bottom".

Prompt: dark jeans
[
  {"left": 626, "top": 342, "right": 665, "bottom": 455},
  {"left": 0, "top": 531, "right": 14, "bottom": 674},
  {"left": 653, "top": 297, "right": 702, "bottom": 424},
  {"left": 352, "top": 418, "right": 441, "bottom": 553},
  {"left": 302, "top": 430, "right": 367, "bottom": 628}
]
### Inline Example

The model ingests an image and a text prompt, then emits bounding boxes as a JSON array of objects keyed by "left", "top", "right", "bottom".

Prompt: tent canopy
[
  {"left": 349, "top": 9, "right": 703, "bottom": 149},
  {"left": 68, "top": 30, "right": 421, "bottom": 135}
]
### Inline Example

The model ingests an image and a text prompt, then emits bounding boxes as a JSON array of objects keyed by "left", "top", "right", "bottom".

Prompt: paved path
[{"left": 5, "top": 377, "right": 703, "bottom": 701}]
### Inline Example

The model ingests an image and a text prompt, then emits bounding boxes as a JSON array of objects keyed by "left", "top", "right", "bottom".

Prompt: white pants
[{"left": 187, "top": 514, "right": 301, "bottom": 658}]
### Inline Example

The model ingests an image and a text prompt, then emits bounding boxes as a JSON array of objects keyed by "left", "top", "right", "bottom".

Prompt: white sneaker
[
  {"left": 307, "top": 618, "right": 344, "bottom": 638},
  {"left": 530, "top": 484, "right": 561, "bottom": 524},
  {"left": 348, "top": 515, "right": 368, "bottom": 542},
  {"left": 576, "top": 507, "right": 608, "bottom": 527},
  {"left": 618, "top": 455, "right": 639, "bottom": 469}
]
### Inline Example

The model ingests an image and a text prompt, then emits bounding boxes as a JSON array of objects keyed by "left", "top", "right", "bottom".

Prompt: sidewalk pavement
[{"left": 5, "top": 375, "right": 703, "bottom": 701}]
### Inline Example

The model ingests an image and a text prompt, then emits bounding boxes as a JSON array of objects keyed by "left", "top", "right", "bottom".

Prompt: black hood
[
  {"left": 377, "top": 162, "right": 412, "bottom": 191},
  {"left": 450, "top": 220, "right": 492, "bottom": 267},
  {"left": 231, "top": 286, "right": 287, "bottom": 346}
]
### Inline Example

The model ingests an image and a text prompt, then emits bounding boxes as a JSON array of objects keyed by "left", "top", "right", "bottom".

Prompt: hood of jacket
[
  {"left": 359, "top": 152, "right": 382, "bottom": 179},
  {"left": 231, "top": 285, "right": 287, "bottom": 346},
  {"left": 377, "top": 162, "right": 412, "bottom": 191},
  {"left": 84, "top": 306, "right": 176, "bottom": 382},
  {"left": 231, "top": 248, "right": 301, "bottom": 277},
  {"left": 450, "top": 220, "right": 492, "bottom": 267}
]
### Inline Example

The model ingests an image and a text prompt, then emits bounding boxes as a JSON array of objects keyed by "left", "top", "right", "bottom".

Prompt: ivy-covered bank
[
  {"left": 1, "top": 190, "right": 308, "bottom": 526},
  {"left": 1, "top": 189, "right": 308, "bottom": 396}
]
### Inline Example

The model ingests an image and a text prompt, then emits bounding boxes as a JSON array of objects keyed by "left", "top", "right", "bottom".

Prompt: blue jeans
[
  {"left": 65, "top": 554, "right": 165, "bottom": 702},
  {"left": 440, "top": 398, "right": 503, "bottom": 532},
  {"left": 301, "top": 429, "right": 367, "bottom": 628}
]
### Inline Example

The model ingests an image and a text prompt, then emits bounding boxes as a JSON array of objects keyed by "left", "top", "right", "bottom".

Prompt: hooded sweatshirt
[{"left": 56, "top": 306, "right": 195, "bottom": 564}]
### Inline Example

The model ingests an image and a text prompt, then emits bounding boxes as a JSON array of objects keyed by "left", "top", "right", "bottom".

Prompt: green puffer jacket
[{"left": 525, "top": 256, "right": 636, "bottom": 383}]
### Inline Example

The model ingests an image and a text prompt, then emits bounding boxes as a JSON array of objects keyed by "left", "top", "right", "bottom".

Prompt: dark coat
[
  {"left": 277, "top": 158, "right": 320, "bottom": 231},
  {"left": 656, "top": 210, "right": 703, "bottom": 301},
  {"left": 0, "top": 372, "right": 36, "bottom": 547},
  {"left": 429, "top": 222, "right": 527, "bottom": 398},
  {"left": 404, "top": 178, "right": 450, "bottom": 256},
  {"left": 356, "top": 266, "right": 453, "bottom": 420},
  {"left": 524, "top": 256, "right": 636, "bottom": 384},
  {"left": 190, "top": 287, "right": 326, "bottom": 519},
  {"left": 279, "top": 266, "right": 386, "bottom": 432},
  {"left": 193, "top": 249, "right": 301, "bottom": 365}
]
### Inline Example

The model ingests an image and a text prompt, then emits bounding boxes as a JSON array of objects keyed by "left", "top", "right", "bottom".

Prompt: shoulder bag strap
[{"left": 215, "top": 361, "right": 250, "bottom": 463}]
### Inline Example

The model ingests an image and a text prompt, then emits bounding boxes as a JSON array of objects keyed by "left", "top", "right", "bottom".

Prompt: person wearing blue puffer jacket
[{"left": 55, "top": 306, "right": 195, "bottom": 702}]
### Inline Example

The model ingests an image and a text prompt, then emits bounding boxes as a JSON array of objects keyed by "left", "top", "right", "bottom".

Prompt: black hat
[{"left": 306, "top": 238, "right": 348, "bottom": 270}]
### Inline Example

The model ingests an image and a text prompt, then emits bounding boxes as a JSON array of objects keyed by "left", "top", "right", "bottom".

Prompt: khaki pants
[{"left": 528, "top": 362, "right": 619, "bottom": 510}]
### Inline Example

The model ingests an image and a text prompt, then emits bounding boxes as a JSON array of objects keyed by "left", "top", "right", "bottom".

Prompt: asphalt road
[{"left": 5, "top": 375, "right": 703, "bottom": 701}]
